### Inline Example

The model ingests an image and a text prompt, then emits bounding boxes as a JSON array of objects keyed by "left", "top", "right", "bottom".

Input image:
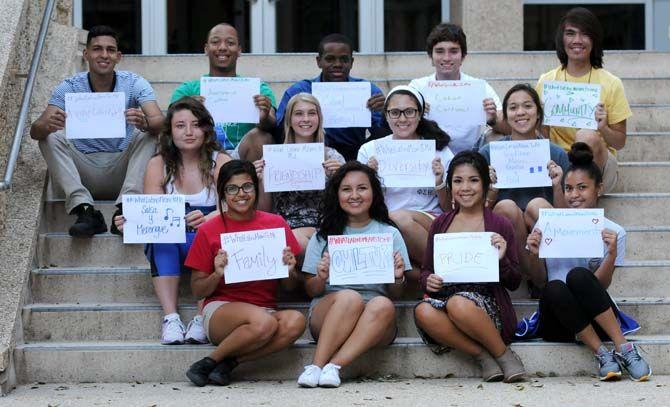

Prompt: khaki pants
[
  {"left": 602, "top": 151, "right": 619, "bottom": 194},
  {"left": 39, "top": 130, "right": 157, "bottom": 213}
]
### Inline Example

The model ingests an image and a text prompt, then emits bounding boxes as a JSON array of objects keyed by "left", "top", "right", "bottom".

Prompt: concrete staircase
[{"left": 13, "top": 52, "right": 670, "bottom": 383}]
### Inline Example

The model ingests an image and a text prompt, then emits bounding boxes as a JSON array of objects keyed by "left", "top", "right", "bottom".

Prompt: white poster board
[
  {"left": 542, "top": 81, "right": 601, "bottom": 129},
  {"left": 537, "top": 208, "right": 605, "bottom": 258},
  {"left": 262, "top": 143, "right": 325, "bottom": 192},
  {"left": 200, "top": 76, "right": 260, "bottom": 124},
  {"left": 220, "top": 228, "right": 288, "bottom": 284},
  {"left": 65, "top": 92, "right": 125, "bottom": 139},
  {"left": 122, "top": 194, "right": 186, "bottom": 244},
  {"left": 312, "top": 82, "right": 371, "bottom": 128},
  {"left": 375, "top": 139, "right": 435, "bottom": 188},
  {"left": 489, "top": 139, "right": 552, "bottom": 189},
  {"left": 433, "top": 232, "right": 499, "bottom": 283},
  {"left": 423, "top": 80, "right": 486, "bottom": 127},
  {"left": 328, "top": 234, "right": 395, "bottom": 285}
]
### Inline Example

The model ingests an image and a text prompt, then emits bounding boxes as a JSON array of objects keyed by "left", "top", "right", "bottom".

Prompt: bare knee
[
  {"left": 389, "top": 210, "right": 413, "bottom": 230},
  {"left": 445, "top": 296, "right": 475, "bottom": 323},
  {"left": 365, "top": 297, "right": 396, "bottom": 324},
  {"left": 333, "top": 289, "right": 365, "bottom": 312},
  {"left": 248, "top": 313, "right": 279, "bottom": 343},
  {"left": 414, "top": 302, "right": 439, "bottom": 328},
  {"left": 239, "top": 128, "right": 272, "bottom": 161},
  {"left": 493, "top": 200, "right": 523, "bottom": 224},
  {"left": 524, "top": 197, "right": 552, "bottom": 226},
  {"left": 278, "top": 311, "right": 306, "bottom": 342}
]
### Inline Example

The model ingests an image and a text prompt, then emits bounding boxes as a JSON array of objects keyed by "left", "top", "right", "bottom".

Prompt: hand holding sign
[{"left": 433, "top": 232, "right": 499, "bottom": 283}]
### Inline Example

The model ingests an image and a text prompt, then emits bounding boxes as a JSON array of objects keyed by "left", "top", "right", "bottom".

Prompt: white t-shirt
[
  {"left": 409, "top": 72, "right": 501, "bottom": 154},
  {"left": 357, "top": 135, "right": 454, "bottom": 213}
]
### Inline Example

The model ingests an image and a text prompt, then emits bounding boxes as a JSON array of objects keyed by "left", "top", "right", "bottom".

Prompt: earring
[{"left": 451, "top": 200, "right": 456, "bottom": 210}]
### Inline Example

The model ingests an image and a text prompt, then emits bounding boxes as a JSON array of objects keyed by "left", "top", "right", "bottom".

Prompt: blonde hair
[{"left": 283, "top": 93, "right": 326, "bottom": 144}]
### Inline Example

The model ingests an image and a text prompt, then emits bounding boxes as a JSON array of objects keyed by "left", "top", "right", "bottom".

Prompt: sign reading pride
[
  {"left": 200, "top": 76, "right": 260, "bottom": 124},
  {"left": 262, "top": 143, "right": 325, "bottom": 192},
  {"left": 489, "top": 139, "right": 552, "bottom": 189},
  {"left": 375, "top": 139, "right": 435, "bottom": 188},
  {"left": 542, "top": 81, "right": 601, "bottom": 129},
  {"left": 65, "top": 92, "right": 125, "bottom": 139},
  {"left": 328, "top": 234, "right": 395, "bottom": 285},
  {"left": 433, "top": 232, "right": 499, "bottom": 283},
  {"left": 220, "top": 228, "right": 288, "bottom": 284},
  {"left": 537, "top": 208, "right": 605, "bottom": 258},
  {"left": 423, "top": 80, "right": 486, "bottom": 127},
  {"left": 312, "top": 82, "right": 371, "bottom": 128},
  {"left": 122, "top": 194, "right": 186, "bottom": 244}
]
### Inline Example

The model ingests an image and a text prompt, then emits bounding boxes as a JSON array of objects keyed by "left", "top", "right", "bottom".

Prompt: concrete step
[
  {"left": 628, "top": 105, "right": 670, "bottom": 132},
  {"left": 14, "top": 335, "right": 670, "bottom": 383},
  {"left": 610, "top": 261, "right": 670, "bottom": 297},
  {"left": 614, "top": 162, "right": 670, "bottom": 193},
  {"left": 618, "top": 132, "right": 670, "bottom": 162},
  {"left": 601, "top": 194, "right": 670, "bottom": 227}
]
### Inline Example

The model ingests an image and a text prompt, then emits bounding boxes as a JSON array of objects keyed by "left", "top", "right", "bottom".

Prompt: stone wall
[{"left": 450, "top": 0, "right": 524, "bottom": 51}]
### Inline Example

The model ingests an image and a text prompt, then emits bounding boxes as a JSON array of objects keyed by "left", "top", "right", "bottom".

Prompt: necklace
[{"left": 564, "top": 67, "right": 592, "bottom": 83}]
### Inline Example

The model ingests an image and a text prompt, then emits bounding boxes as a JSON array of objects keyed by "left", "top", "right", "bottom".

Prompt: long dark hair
[
  {"left": 216, "top": 160, "right": 260, "bottom": 211},
  {"left": 316, "top": 162, "right": 395, "bottom": 241},
  {"left": 555, "top": 7, "right": 604, "bottom": 69},
  {"left": 384, "top": 89, "right": 451, "bottom": 150},
  {"left": 446, "top": 151, "right": 492, "bottom": 199},
  {"left": 502, "top": 83, "right": 544, "bottom": 128},
  {"left": 565, "top": 142, "right": 602, "bottom": 185}
]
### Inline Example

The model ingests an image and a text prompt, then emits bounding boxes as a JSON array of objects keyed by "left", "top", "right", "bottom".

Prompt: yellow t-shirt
[{"left": 536, "top": 67, "right": 632, "bottom": 153}]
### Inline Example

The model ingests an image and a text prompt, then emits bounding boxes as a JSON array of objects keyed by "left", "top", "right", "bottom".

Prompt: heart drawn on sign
[
  {"left": 591, "top": 218, "right": 599, "bottom": 224},
  {"left": 544, "top": 237, "right": 553, "bottom": 245}
]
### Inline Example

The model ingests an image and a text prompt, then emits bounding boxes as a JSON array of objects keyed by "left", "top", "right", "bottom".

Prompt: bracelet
[{"left": 434, "top": 180, "right": 447, "bottom": 191}]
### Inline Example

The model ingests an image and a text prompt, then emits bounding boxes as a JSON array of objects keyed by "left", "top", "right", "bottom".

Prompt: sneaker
[
  {"left": 595, "top": 345, "right": 622, "bottom": 381},
  {"left": 185, "top": 315, "right": 209, "bottom": 344},
  {"left": 208, "top": 357, "right": 239, "bottom": 386},
  {"left": 109, "top": 204, "right": 123, "bottom": 235},
  {"left": 615, "top": 343, "right": 652, "bottom": 382},
  {"left": 161, "top": 314, "right": 185, "bottom": 345},
  {"left": 318, "top": 363, "right": 341, "bottom": 388},
  {"left": 297, "top": 364, "right": 322, "bottom": 388},
  {"left": 186, "top": 357, "right": 217, "bottom": 387},
  {"left": 68, "top": 204, "right": 107, "bottom": 238}
]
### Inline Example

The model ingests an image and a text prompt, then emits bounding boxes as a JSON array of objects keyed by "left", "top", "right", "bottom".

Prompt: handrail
[{"left": 0, "top": 0, "right": 56, "bottom": 191}]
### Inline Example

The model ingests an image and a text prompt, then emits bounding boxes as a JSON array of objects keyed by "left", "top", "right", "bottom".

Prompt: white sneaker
[
  {"left": 161, "top": 314, "right": 185, "bottom": 345},
  {"left": 318, "top": 363, "right": 341, "bottom": 388},
  {"left": 185, "top": 315, "right": 209, "bottom": 344},
  {"left": 297, "top": 364, "right": 322, "bottom": 388}
]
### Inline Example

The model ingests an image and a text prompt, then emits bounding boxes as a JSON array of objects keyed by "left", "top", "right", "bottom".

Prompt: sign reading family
[
  {"left": 200, "top": 76, "right": 260, "bottom": 124},
  {"left": 312, "top": 82, "right": 372, "bottom": 128},
  {"left": 327, "top": 234, "right": 395, "bottom": 285},
  {"left": 489, "top": 139, "right": 552, "bottom": 189},
  {"left": 122, "top": 194, "right": 186, "bottom": 244},
  {"left": 220, "top": 228, "right": 288, "bottom": 284},
  {"left": 262, "top": 143, "right": 325, "bottom": 192},
  {"left": 542, "top": 81, "right": 601, "bottom": 130},
  {"left": 65, "top": 92, "right": 125, "bottom": 139},
  {"left": 374, "top": 139, "right": 436, "bottom": 188},
  {"left": 433, "top": 232, "right": 499, "bottom": 283},
  {"left": 537, "top": 208, "right": 605, "bottom": 258},
  {"left": 423, "top": 80, "right": 486, "bottom": 127}
]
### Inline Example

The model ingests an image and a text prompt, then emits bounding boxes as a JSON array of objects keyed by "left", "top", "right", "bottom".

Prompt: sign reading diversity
[
  {"left": 328, "top": 234, "right": 395, "bottom": 285},
  {"left": 312, "top": 82, "right": 371, "bottom": 128},
  {"left": 122, "top": 194, "right": 186, "bottom": 244},
  {"left": 262, "top": 143, "right": 325, "bottom": 192},
  {"left": 200, "top": 76, "right": 260, "bottom": 124},
  {"left": 220, "top": 228, "right": 288, "bottom": 284},
  {"left": 542, "top": 81, "right": 601, "bottom": 129},
  {"left": 65, "top": 92, "right": 125, "bottom": 139},
  {"left": 537, "top": 208, "right": 605, "bottom": 258},
  {"left": 433, "top": 232, "right": 499, "bottom": 283},
  {"left": 375, "top": 139, "right": 435, "bottom": 188},
  {"left": 423, "top": 80, "right": 486, "bottom": 127},
  {"left": 489, "top": 139, "right": 552, "bottom": 189}
]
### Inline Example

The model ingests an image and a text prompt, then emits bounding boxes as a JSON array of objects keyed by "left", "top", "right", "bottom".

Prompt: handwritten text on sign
[
  {"left": 220, "top": 228, "right": 288, "bottom": 284},
  {"left": 489, "top": 139, "right": 552, "bottom": 189},
  {"left": 542, "top": 81, "right": 601, "bottom": 130},
  {"left": 375, "top": 139, "right": 435, "bottom": 188},
  {"left": 433, "top": 232, "right": 499, "bottom": 283},
  {"left": 122, "top": 194, "right": 186, "bottom": 244},
  {"left": 312, "top": 82, "right": 371, "bottom": 128},
  {"left": 537, "top": 208, "right": 605, "bottom": 258},
  {"left": 262, "top": 143, "right": 325, "bottom": 192},
  {"left": 200, "top": 76, "right": 260, "bottom": 124},
  {"left": 65, "top": 92, "right": 125, "bottom": 139},
  {"left": 423, "top": 80, "right": 486, "bottom": 128},
  {"left": 328, "top": 234, "right": 394, "bottom": 285}
]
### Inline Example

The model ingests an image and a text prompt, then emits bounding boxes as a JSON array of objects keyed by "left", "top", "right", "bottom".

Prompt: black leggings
[{"left": 539, "top": 267, "right": 616, "bottom": 342}]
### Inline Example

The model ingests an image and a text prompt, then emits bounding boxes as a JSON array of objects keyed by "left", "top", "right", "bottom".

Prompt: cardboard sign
[
  {"left": 220, "top": 228, "right": 288, "bottom": 283},
  {"left": 312, "top": 82, "right": 372, "bottom": 128},
  {"left": 375, "top": 139, "right": 435, "bottom": 188},
  {"left": 542, "top": 81, "right": 601, "bottom": 129},
  {"left": 122, "top": 194, "right": 186, "bottom": 244},
  {"left": 328, "top": 234, "right": 395, "bottom": 285},
  {"left": 433, "top": 232, "right": 499, "bottom": 283},
  {"left": 200, "top": 76, "right": 260, "bottom": 124},
  {"left": 65, "top": 92, "right": 125, "bottom": 139},
  {"left": 262, "top": 143, "right": 325, "bottom": 192},
  {"left": 489, "top": 139, "right": 552, "bottom": 189},
  {"left": 537, "top": 208, "right": 605, "bottom": 258},
  {"left": 423, "top": 80, "right": 486, "bottom": 127}
]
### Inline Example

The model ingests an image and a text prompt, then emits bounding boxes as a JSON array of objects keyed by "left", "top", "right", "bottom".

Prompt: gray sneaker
[
  {"left": 595, "top": 346, "right": 621, "bottom": 381},
  {"left": 615, "top": 343, "right": 652, "bottom": 382}
]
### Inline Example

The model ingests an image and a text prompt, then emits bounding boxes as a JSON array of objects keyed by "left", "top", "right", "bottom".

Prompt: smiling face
[
  {"left": 338, "top": 171, "right": 373, "bottom": 222},
  {"left": 564, "top": 169, "right": 602, "bottom": 208},
  {"left": 450, "top": 163, "right": 485, "bottom": 209},
  {"left": 386, "top": 94, "right": 421, "bottom": 140},
  {"left": 431, "top": 41, "right": 464, "bottom": 80},
  {"left": 223, "top": 173, "right": 256, "bottom": 217},
  {"left": 290, "top": 101, "right": 320, "bottom": 142},
  {"left": 83, "top": 35, "right": 121, "bottom": 76},
  {"left": 506, "top": 90, "right": 539, "bottom": 138},
  {"left": 317, "top": 42, "right": 353, "bottom": 82},
  {"left": 562, "top": 23, "right": 593, "bottom": 65},
  {"left": 171, "top": 109, "right": 205, "bottom": 152},
  {"left": 205, "top": 24, "right": 241, "bottom": 75}
]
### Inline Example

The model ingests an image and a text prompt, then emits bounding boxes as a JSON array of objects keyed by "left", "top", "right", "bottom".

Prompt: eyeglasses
[
  {"left": 224, "top": 182, "right": 255, "bottom": 196},
  {"left": 386, "top": 108, "right": 419, "bottom": 119}
]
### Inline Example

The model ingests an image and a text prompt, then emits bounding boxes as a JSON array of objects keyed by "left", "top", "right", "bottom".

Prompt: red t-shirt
[{"left": 185, "top": 211, "right": 300, "bottom": 309}]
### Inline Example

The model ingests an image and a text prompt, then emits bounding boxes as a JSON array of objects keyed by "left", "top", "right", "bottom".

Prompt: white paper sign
[
  {"left": 537, "top": 208, "right": 605, "bottom": 258},
  {"left": 423, "top": 80, "right": 486, "bottom": 127},
  {"left": 312, "top": 82, "right": 371, "bottom": 128},
  {"left": 542, "top": 81, "right": 601, "bottom": 129},
  {"left": 65, "top": 92, "right": 125, "bottom": 139},
  {"left": 489, "top": 139, "right": 552, "bottom": 189},
  {"left": 328, "top": 234, "right": 394, "bottom": 285},
  {"left": 263, "top": 143, "right": 325, "bottom": 192},
  {"left": 200, "top": 76, "right": 260, "bottom": 124},
  {"left": 433, "top": 232, "right": 499, "bottom": 283},
  {"left": 375, "top": 139, "right": 435, "bottom": 188},
  {"left": 220, "top": 228, "right": 288, "bottom": 284},
  {"left": 122, "top": 194, "right": 186, "bottom": 244}
]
